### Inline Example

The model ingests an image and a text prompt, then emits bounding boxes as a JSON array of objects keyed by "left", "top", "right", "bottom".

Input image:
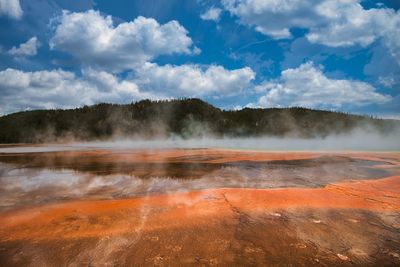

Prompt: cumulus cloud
[
  {"left": 254, "top": 62, "right": 391, "bottom": 109},
  {"left": 134, "top": 63, "right": 255, "bottom": 97},
  {"left": 0, "top": 68, "right": 155, "bottom": 115},
  {"left": 0, "top": 0, "right": 22, "bottom": 19},
  {"left": 200, "top": 7, "right": 222, "bottom": 22},
  {"left": 222, "top": 0, "right": 400, "bottom": 63},
  {"left": 0, "top": 62, "right": 255, "bottom": 114},
  {"left": 50, "top": 10, "right": 197, "bottom": 71},
  {"left": 8, "top": 37, "right": 39, "bottom": 57},
  {"left": 380, "top": 10, "right": 400, "bottom": 65}
]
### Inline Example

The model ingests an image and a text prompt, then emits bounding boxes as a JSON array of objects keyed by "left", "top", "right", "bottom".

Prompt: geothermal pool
[{"left": 0, "top": 145, "right": 399, "bottom": 266}]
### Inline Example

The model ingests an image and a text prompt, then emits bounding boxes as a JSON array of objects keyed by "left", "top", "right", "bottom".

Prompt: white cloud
[
  {"left": 222, "top": 0, "right": 312, "bottom": 39},
  {"left": 0, "top": 0, "right": 22, "bottom": 19},
  {"left": 200, "top": 7, "right": 222, "bottom": 22},
  {"left": 0, "top": 68, "right": 154, "bottom": 115},
  {"left": 378, "top": 76, "right": 396, "bottom": 88},
  {"left": 134, "top": 62, "right": 255, "bottom": 97},
  {"left": 380, "top": 10, "right": 400, "bottom": 65},
  {"left": 50, "top": 10, "right": 197, "bottom": 72},
  {"left": 8, "top": 37, "right": 39, "bottom": 57},
  {"left": 0, "top": 63, "right": 255, "bottom": 114},
  {"left": 222, "top": 0, "right": 400, "bottom": 63},
  {"left": 254, "top": 62, "right": 391, "bottom": 109}
]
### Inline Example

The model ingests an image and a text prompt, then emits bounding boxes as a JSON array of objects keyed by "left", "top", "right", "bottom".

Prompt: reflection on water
[{"left": 0, "top": 150, "right": 390, "bottom": 211}]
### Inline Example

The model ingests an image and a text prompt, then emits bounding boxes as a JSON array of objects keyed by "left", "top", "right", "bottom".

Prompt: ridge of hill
[{"left": 0, "top": 98, "right": 398, "bottom": 143}]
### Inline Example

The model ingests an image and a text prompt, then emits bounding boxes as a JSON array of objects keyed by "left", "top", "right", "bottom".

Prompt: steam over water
[
  {"left": 0, "top": 132, "right": 400, "bottom": 154},
  {"left": 0, "top": 142, "right": 395, "bottom": 211}
]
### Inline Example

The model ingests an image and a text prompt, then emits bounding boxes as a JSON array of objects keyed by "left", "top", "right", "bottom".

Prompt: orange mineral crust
[{"left": 1, "top": 176, "right": 399, "bottom": 242}]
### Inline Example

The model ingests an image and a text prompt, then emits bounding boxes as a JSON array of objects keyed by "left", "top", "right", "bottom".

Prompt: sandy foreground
[{"left": 0, "top": 147, "right": 399, "bottom": 266}]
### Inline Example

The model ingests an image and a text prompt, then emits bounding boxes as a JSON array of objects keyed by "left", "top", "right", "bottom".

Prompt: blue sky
[{"left": 0, "top": 0, "right": 399, "bottom": 118}]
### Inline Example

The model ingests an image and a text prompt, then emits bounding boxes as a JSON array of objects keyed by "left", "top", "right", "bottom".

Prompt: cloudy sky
[{"left": 0, "top": 0, "right": 399, "bottom": 117}]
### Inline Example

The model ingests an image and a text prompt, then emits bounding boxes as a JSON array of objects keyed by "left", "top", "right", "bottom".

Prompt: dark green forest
[{"left": 0, "top": 98, "right": 399, "bottom": 143}]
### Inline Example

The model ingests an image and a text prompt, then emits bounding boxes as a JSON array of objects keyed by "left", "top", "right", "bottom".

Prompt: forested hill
[{"left": 0, "top": 98, "right": 398, "bottom": 143}]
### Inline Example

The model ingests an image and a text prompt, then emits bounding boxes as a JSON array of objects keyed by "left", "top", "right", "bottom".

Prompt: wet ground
[{"left": 0, "top": 146, "right": 399, "bottom": 266}]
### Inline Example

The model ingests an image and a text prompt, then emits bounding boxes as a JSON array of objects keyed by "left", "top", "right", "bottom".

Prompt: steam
[
  {"left": 3, "top": 98, "right": 399, "bottom": 146},
  {"left": 79, "top": 129, "right": 400, "bottom": 151},
  {"left": 0, "top": 150, "right": 391, "bottom": 211},
  {"left": 1, "top": 127, "right": 399, "bottom": 153},
  {"left": 0, "top": 121, "right": 398, "bottom": 211}
]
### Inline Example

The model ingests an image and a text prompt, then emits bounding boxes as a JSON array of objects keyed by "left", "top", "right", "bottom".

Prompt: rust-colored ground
[{"left": 0, "top": 148, "right": 400, "bottom": 266}]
